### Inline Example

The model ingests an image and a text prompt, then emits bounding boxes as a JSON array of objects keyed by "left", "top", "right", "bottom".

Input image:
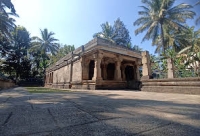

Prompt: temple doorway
[
  {"left": 89, "top": 60, "right": 94, "bottom": 80},
  {"left": 125, "top": 66, "right": 134, "bottom": 81},
  {"left": 107, "top": 63, "right": 115, "bottom": 80}
]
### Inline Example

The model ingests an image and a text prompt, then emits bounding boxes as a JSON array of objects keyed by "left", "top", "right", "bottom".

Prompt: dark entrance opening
[
  {"left": 125, "top": 66, "right": 134, "bottom": 81},
  {"left": 89, "top": 60, "right": 94, "bottom": 80},
  {"left": 125, "top": 66, "right": 140, "bottom": 89},
  {"left": 107, "top": 63, "right": 115, "bottom": 80}
]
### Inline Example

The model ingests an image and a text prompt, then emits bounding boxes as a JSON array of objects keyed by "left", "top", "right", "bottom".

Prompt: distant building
[{"left": 45, "top": 37, "right": 142, "bottom": 89}]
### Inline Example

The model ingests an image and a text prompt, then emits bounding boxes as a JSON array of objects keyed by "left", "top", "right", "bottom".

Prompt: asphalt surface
[{"left": 0, "top": 87, "right": 200, "bottom": 136}]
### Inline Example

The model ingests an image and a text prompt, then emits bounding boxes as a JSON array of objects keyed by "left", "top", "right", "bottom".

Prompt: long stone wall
[
  {"left": 45, "top": 37, "right": 142, "bottom": 90},
  {"left": 72, "top": 60, "right": 82, "bottom": 82},
  {"left": 141, "top": 77, "right": 200, "bottom": 95},
  {"left": 0, "top": 79, "right": 15, "bottom": 90}
]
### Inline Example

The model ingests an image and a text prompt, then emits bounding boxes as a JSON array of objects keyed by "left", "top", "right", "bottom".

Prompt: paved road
[{"left": 0, "top": 87, "right": 200, "bottom": 136}]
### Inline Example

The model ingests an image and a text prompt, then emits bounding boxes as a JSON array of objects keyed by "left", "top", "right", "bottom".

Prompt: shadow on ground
[{"left": 0, "top": 87, "right": 200, "bottom": 136}]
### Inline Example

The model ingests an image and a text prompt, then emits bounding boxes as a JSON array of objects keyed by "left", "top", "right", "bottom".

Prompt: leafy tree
[
  {"left": 0, "top": 33, "right": 11, "bottom": 57},
  {"left": 49, "top": 44, "right": 75, "bottom": 65},
  {"left": 178, "top": 27, "right": 200, "bottom": 54},
  {"left": 0, "top": 0, "right": 18, "bottom": 38},
  {"left": 2, "top": 26, "right": 31, "bottom": 79},
  {"left": 31, "top": 28, "right": 59, "bottom": 76},
  {"left": 153, "top": 25, "right": 190, "bottom": 54},
  {"left": 94, "top": 18, "right": 131, "bottom": 46},
  {"left": 113, "top": 18, "right": 131, "bottom": 46},
  {"left": 177, "top": 27, "right": 200, "bottom": 76},
  {"left": 31, "top": 29, "right": 59, "bottom": 56},
  {"left": 195, "top": 1, "right": 200, "bottom": 25},
  {"left": 13, "top": 26, "right": 31, "bottom": 79},
  {"left": 150, "top": 54, "right": 159, "bottom": 71},
  {"left": 62, "top": 44, "right": 75, "bottom": 55},
  {"left": 0, "top": 13, "right": 16, "bottom": 38},
  {"left": 0, "top": 0, "right": 17, "bottom": 15},
  {"left": 132, "top": 45, "right": 143, "bottom": 52},
  {"left": 94, "top": 22, "right": 116, "bottom": 43},
  {"left": 134, "top": 0, "right": 195, "bottom": 54}
]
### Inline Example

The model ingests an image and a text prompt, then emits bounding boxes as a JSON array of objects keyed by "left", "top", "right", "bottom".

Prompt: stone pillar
[
  {"left": 48, "top": 73, "right": 50, "bottom": 83},
  {"left": 102, "top": 64, "right": 107, "bottom": 80},
  {"left": 46, "top": 74, "right": 49, "bottom": 83},
  {"left": 92, "top": 53, "right": 103, "bottom": 81},
  {"left": 122, "top": 67, "right": 126, "bottom": 81},
  {"left": 141, "top": 51, "right": 151, "bottom": 79},
  {"left": 51, "top": 73, "right": 52, "bottom": 83},
  {"left": 52, "top": 73, "right": 53, "bottom": 83},
  {"left": 167, "top": 58, "right": 175, "bottom": 78},
  {"left": 82, "top": 58, "right": 90, "bottom": 80},
  {"left": 49, "top": 73, "right": 51, "bottom": 83},
  {"left": 136, "top": 65, "right": 140, "bottom": 81},
  {"left": 115, "top": 60, "right": 122, "bottom": 81}
]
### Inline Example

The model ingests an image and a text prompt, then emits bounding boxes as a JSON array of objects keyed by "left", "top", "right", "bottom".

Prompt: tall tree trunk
[{"left": 160, "top": 23, "right": 165, "bottom": 54}]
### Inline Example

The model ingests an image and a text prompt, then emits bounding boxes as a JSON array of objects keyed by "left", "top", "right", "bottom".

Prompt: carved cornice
[{"left": 46, "top": 37, "right": 142, "bottom": 73}]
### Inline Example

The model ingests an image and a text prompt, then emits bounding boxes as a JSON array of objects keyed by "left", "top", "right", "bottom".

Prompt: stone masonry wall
[
  {"left": 141, "top": 77, "right": 200, "bottom": 95},
  {"left": 53, "top": 65, "right": 71, "bottom": 84},
  {"left": 0, "top": 79, "right": 15, "bottom": 90},
  {"left": 72, "top": 60, "right": 82, "bottom": 82}
]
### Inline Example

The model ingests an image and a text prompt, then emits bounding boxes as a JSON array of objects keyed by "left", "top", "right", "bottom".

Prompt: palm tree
[
  {"left": 0, "top": 13, "right": 15, "bottom": 38},
  {"left": 31, "top": 29, "right": 59, "bottom": 76},
  {"left": 93, "top": 22, "right": 116, "bottom": 43},
  {"left": 31, "top": 29, "right": 59, "bottom": 56},
  {"left": 178, "top": 27, "right": 200, "bottom": 54},
  {"left": 195, "top": 1, "right": 200, "bottom": 25},
  {"left": 0, "top": 0, "right": 17, "bottom": 15},
  {"left": 0, "top": 0, "right": 18, "bottom": 38},
  {"left": 94, "top": 18, "right": 131, "bottom": 46},
  {"left": 153, "top": 25, "right": 189, "bottom": 54},
  {"left": 178, "top": 27, "right": 200, "bottom": 76},
  {"left": 134, "top": 0, "right": 195, "bottom": 54}
]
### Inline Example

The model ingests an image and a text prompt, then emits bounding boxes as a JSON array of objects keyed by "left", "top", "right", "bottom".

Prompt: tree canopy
[
  {"left": 134, "top": 0, "right": 195, "bottom": 54},
  {"left": 1, "top": 0, "right": 200, "bottom": 81},
  {"left": 94, "top": 18, "right": 131, "bottom": 47}
]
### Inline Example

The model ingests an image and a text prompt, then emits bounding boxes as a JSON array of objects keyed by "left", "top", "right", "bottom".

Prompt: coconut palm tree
[
  {"left": 0, "top": 13, "right": 15, "bottom": 37},
  {"left": 31, "top": 29, "right": 59, "bottom": 76},
  {"left": 0, "top": 0, "right": 17, "bottom": 15},
  {"left": 94, "top": 18, "right": 131, "bottom": 46},
  {"left": 134, "top": 0, "right": 195, "bottom": 54},
  {"left": 178, "top": 27, "right": 200, "bottom": 76},
  {"left": 0, "top": 0, "right": 17, "bottom": 38},
  {"left": 178, "top": 27, "right": 200, "bottom": 54},
  {"left": 93, "top": 22, "right": 116, "bottom": 43},
  {"left": 31, "top": 29, "right": 59, "bottom": 56},
  {"left": 195, "top": 1, "right": 200, "bottom": 25},
  {"left": 153, "top": 24, "right": 190, "bottom": 54}
]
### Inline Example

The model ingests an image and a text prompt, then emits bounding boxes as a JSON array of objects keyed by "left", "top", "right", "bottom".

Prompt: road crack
[{"left": 2, "top": 112, "right": 13, "bottom": 126}]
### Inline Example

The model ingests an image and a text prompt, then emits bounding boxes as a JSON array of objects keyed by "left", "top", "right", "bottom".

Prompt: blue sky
[{"left": 12, "top": 0, "right": 199, "bottom": 54}]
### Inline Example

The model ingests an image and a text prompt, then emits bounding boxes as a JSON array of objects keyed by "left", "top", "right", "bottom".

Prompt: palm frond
[
  {"left": 196, "top": 16, "right": 200, "bottom": 25},
  {"left": 178, "top": 46, "right": 192, "bottom": 54}
]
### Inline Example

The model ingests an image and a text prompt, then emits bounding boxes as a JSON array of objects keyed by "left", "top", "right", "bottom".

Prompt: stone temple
[{"left": 45, "top": 37, "right": 142, "bottom": 89}]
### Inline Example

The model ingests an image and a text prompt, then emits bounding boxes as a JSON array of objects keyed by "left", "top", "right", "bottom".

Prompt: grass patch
[{"left": 25, "top": 87, "right": 70, "bottom": 93}]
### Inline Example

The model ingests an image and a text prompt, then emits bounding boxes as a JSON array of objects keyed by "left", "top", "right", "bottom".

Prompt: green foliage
[
  {"left": 132, "top": 45, "right": 143, "bottom": 52},
  {"left": 94, "top": 18, "right": 131, "bottom": 46},
  {"left": 31, "top": 29, "right": 59, "bottom": 56},
  {"left": 0, "top": 0, "right": 18, "bottom": 39},
  {"left": 0, "top": 0, "right": 17, "bottom": 15},
  {"left": 195, "top": 1, "right": 200, "bottom": 25},
  {"left": 134, "top": 0, "right": 195, "bottom": 54},
  {"left": 1, "top": 26, "right": 31, "bottom": 79},
  {"left": 49, "top": 44, "right": 75, "bottom": 65},
  {"left": 26, "top": 87, "right": 70, "bottom": 93},
  {"left": 30, "top": 28, "right": 59, "bottom": 77}
]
